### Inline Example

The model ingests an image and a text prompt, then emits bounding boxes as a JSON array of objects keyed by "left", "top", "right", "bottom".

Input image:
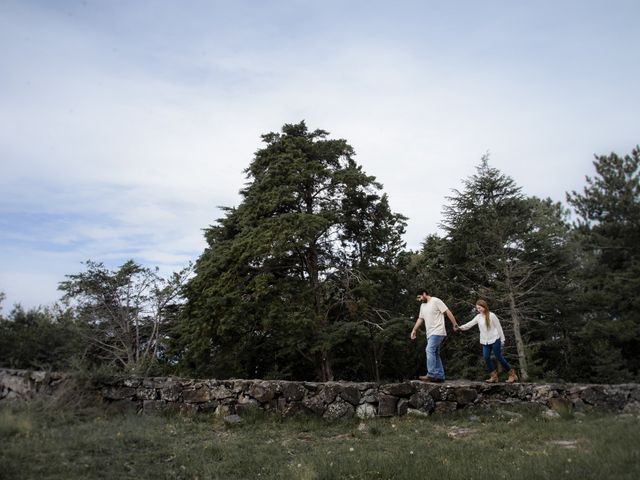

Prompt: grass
[{"left": 1, "top": 402, "right": 639, "bottom": 480}]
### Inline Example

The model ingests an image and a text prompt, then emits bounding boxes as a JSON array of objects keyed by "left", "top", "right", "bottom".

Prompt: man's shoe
[{"left": 418, "top": 375, "right": 444, "bottom": 383}]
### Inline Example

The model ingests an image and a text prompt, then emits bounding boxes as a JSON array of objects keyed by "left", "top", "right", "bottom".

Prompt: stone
[
  {"left": 397, "top": 398, "right": 409, "bottom": 416},
  {"left": 382, "top": 383, "right": 414, "bottom": 397},
  {"left": 378, "top": 394, "right": 398, "bottom": 417},
  {"left": 160, "top": 383, "right": 182, "bottom": 402},
  {"left": 142, "top": 399, "right": 166, "bottom": 413},
  {"left": 323, "top": 400, "right": 354, "bottom": 419},
  {"left": 622, "top": 401, "right": 640, "bottom": 414},
  {"left": 249, "top": 382, "right": 276, "bottom": 403},
  {"left": 136, "top": 388, "right": 158, "bottom": 401},
  {"left": 281, "top": 382, "right": 305, "bottom": 402},
  {"left": 302, "top": 395, "right": 326, "bottom": 415},
  {"left": 102, "top": 387, "right": 136, "bottom": 401},
  {"left": 542, "top": 409, "right": 561, "bottom": 419},
  {"left": 209, "top": 385, "right": 234, "bottom": 401},
  {"left": 337, "top": 385, "right": 361, "bottom": 406},
  {"left": 224, "top": 414, "right": 243, "bottom": 425},
  {"left": 318, "top": 384, "right": 340, "bottom": 404},
  {"left": 434, "top": 401, "right": 457, "bottom": 414},
  {"left": 183, "top": 387, "right": 211, "bottom": 403},
  {"left": 454, "top": 388, "right": 478, "bottom": 406},
  {"left": 531, "top": 385, "right": 554, "bottom": 403},
  {"left": 356, "top": 403, "right": 376, "bottom": 419},
  {"left": 407, "top": 408, "right": 430, "bottom": 417},
  {"left": 409, "top": 391, "right": 435, "bottom": 414},
  {"left": 581, "top": 386, "right": 606, "bottom": 406}
]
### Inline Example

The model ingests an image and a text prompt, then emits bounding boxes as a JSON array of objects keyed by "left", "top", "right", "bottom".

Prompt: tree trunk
[{"left": 508, "top": 290, "right": 529, "bottom": 380}]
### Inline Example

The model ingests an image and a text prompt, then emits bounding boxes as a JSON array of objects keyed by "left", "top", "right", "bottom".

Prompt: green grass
[{"left": 1, "top": 402, "right": 639, "bottom": 480}]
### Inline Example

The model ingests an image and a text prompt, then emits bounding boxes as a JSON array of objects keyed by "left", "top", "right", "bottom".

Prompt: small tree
[{"left": 59, "top": 260, "right": 190, "bottom": 373}]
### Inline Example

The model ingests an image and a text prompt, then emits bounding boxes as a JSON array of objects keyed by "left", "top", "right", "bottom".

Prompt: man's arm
[
  {"left": 445, "top": 309, "right": 459, "bottom": 330},
  {"left": 410, "top": 317, "right": 424, "bottom": 340}
]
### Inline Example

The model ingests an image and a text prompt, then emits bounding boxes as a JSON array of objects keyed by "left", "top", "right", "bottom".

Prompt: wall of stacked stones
[{"left": 1, "top": 368, "right": 639, "bottom": 419}]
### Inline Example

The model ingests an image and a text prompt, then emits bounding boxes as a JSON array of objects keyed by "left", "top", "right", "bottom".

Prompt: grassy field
[{"left": 1, "top": 401, "right": 639, "bottom": 480}]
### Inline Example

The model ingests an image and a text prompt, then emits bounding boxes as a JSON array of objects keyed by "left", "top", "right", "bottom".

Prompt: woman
[{"left": 456, "top": 300, "right": 517, "bottom": 383}]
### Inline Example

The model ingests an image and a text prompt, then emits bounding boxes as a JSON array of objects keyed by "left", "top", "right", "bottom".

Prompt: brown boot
[
  {"left": 506, "top": 369, "right": 518, "bottom": 383},
  {"left": 485, "top": 371, "right": 498, "bottom": 383}
]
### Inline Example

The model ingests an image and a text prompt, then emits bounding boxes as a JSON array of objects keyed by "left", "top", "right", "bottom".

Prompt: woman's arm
[{"left": 458, "top": 315, "right": 479, "bottom": 331}]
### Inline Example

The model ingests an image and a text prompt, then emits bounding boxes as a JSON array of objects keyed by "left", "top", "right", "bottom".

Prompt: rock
[
  {"left": 209, "top": 385, "right": 234, "bottom": 401},
  {"left": 302, "top": 395, "right": 326, "bottom": 415},
  {"left": 455, "top": 388, "right": 478, "bottom": 406},
  {"left": 323, "top": 400, "right": 354, "bottom": 419},
  {"left": 434, "top": 401, "right": 457, "bottom": 414},
  {"left": 532, "top": 385, "right": 554, "bottom": 403},
  {"left": 136, "top": 388, "right": 158, "bottom": 401},
  {"left": 397, "top": 399, "right": 409, "bottom": 416},
  {"left": 356, "top": 403, "right": 376, "bottom": 419},
  {"left": 160, "top": 383, "right": 182, "bottom": 402},
  {"left": 622, "top": 401, "right": 640, "bottom": 414},
  {"left": 142, "top": 399, "right": 166, "bottom": 413},
  {"left": 337, "top": 385, "right": 361, "bottom": 406},
  {"left": 249, "top": 382, "right": 276, "bottom": 403},
  {"left": 318, "top": 384, "right": 341, "bottom": 404},
  {"left": 447, "top": 427, "right": 478, "bottom": 439},
  {"left": 102, "top": 387, "right": 136, "bottom": 401},
  {"left": 409, "top": 391, "right": 435, "bottom": 414},
  {"left": 378, "top": 394, "right": 398, "bottom": 417},
  {"left": 224, "top": 414, "right": 243, "bottom": 425},
  {"left": 581, "top": 387, "right": 606, "bottom": 406},
  {"left": 183, "top": 387, "right": 211, "bottom": 403},
  {"left": 281, "top": 382, "right": 305, "bottom": 402},
  {"left": 542, "top": 409, "right": 560, "bottom": 419},
  {"left": 382, "top": 383, "right": 414, "bottom": 397},
  {"left": 407, "top": 408, "right": 430, "bottom": 417}
]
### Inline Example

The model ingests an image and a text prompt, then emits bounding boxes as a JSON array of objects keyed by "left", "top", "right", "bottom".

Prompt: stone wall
[{"left": 2, "top": 368, "right": 639, "bottom": 419}]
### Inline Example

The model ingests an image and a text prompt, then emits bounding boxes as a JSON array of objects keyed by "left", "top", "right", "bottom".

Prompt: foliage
[
  {"left": 58, "top": 260, "right": 190, "bottom": 374},
  {"left": 172, "top": 121, "right": 408, "bottom": 380},
  {"left": 0, "top": 303, "right": 84, "bottom": 371},
  {"left": 566, "top": 147, "right": 640, "bottom": 381}
]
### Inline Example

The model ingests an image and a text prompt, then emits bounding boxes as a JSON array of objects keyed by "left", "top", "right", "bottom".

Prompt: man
[{"left": 410, "top": 289, "right": 459, "bottom": 382}]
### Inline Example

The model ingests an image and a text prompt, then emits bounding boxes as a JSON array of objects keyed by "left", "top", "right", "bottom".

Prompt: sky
[{"left": 1, "top": 0, "right": 639, "bottom": 311}]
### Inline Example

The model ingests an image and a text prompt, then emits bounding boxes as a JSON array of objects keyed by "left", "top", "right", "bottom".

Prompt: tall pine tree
[{"left": 172, "top": 121, "right": 407, "bottom": 380}]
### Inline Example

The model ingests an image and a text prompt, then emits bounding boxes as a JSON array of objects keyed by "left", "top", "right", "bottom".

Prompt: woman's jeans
[
  {"left": 426, "top": 335, "right": 446, "bottom": 380},
  {"left": 483, "top": 339, "right": 511, "bottom": 372}
]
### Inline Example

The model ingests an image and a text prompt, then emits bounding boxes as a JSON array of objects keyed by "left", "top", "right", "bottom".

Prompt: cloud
[{"left": 1, "top": 0, "right": 639, "bottom": 309}]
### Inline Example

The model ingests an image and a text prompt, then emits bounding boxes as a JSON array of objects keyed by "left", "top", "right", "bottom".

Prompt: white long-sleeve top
[{"left": 459, "top": 312, "right": 506, "bottom": 345}]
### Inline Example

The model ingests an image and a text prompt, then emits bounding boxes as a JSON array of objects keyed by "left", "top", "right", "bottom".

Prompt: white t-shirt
[
  {"left": 459, "top": 312, "right": 506, "bottom": 345},
  {"left": 418, "top": 297, "right": 449, "bottom": 337}
]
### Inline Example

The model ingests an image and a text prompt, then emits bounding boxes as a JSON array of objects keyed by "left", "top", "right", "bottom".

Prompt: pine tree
[
  {"left": 173, "top": 121, "right": 407, "bottom": 380},
  {"left": 566, "top": 147, "right": 640, "bottom": 381}
]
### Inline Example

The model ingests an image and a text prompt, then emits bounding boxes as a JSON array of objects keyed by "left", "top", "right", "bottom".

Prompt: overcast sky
[{"left": 1, "top": 0, "right": 639, "bottom": 310}]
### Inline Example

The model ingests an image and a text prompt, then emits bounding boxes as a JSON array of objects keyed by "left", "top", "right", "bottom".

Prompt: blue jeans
[
  {"left": 426, "top": 335, "right": 446, "bottom": 380},
  {"left": 482, "top": 339, "right": 511, "bottom": 372}
]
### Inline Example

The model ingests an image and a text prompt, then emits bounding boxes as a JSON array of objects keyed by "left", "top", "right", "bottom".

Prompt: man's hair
[{"left": 416, "top": 288, "right": 429, "bottom": 296}]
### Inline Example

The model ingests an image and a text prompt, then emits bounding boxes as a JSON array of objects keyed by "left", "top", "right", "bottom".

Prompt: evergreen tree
[
  {"left": 174, "top": 121, "right": 407, "bottom": 381},
  {"left": 566, "top": 147, "right": 640, "bottom": 381},
  {"left": 438, "top": 157, "right": 574, "bottom": 380}
]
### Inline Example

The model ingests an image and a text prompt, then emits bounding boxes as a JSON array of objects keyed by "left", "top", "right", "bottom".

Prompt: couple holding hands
[{"left": 410, "top": 289, "right": 518, "bottom": 384}]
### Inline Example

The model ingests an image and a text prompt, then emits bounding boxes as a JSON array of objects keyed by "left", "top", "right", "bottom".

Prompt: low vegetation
[{"left": 1, "top": 402, "right": 638, "bottom": 479}]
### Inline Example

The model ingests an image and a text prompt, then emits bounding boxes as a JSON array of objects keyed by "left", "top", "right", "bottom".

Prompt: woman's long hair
[{"left": 476, "top": 299, "right": 491, "bottom": 328}]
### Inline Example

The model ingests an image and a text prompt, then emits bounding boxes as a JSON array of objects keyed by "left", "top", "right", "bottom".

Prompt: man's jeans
[
  {"left": 482, "top": 339, "right": 511, "bottom": 372},
  {"left": 426, "top": 334, "right": 446, "bottom": 380}
]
